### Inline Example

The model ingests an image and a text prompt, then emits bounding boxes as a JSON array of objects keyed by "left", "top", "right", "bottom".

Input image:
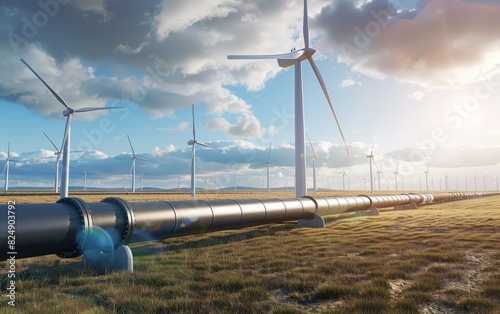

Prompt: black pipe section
[{"left": 1, "top": 192, "right": 498, "bottom": 261}]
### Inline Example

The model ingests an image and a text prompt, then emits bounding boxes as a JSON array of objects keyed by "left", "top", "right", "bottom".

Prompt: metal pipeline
[{"left": 1, "top": 192, "right": 498, "bottom": 261}]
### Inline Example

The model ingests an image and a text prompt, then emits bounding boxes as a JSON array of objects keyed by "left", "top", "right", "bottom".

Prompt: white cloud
[
  {"left": 205, "top": 114, "right": 264, "bottom": 138},
  {"left": 408, "top": 90, "right": 426, "bottom": 100},
  {"left": 339, "top": 78, "right": 360, "bottom": 88}
]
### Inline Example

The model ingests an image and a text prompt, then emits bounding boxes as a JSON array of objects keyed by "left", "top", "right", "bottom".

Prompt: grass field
[{"left": 1, "top": 191, "right": 500, "bottom": 313}]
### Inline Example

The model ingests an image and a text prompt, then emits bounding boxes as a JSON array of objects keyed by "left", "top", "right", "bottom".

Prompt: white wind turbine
[
  {"left": 228, "top": 0, "right": 349, "bottom": 197},
  {"left": 44, "top": 132, "right": 82, "bottom": 193},
  {"left": 393, "top": 159, "right": 400, "bottom": 191},
  {"left": 424, "top": 163, "right": 430, "bottom": 191},
  {"left": 83, "top": 170, "right": 87, "bottom": 191},
  {"left": 188, "top": 104, "right": 223, "bottom": 197},
  {"left": 127, "top": 135, "right": 149, "bottom": 193},
  {"left": 255, "top": 143, "right": 286, "bottom": 193},
  {"left": 2, "top": 142, "right": 25, "bottom": 191},
  {"left": 307, "top": 134, "right": 325, "bottom": 195},
  {"left": 21, "top": 58, "right": 124, "bottom": 198},
  {"left": 366, "top": 138, "right": 376, "bottom": 193}
]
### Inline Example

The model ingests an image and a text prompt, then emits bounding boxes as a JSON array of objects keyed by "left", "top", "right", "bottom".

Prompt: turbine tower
[
  {"left": 127, "top": 135, "right": 149, "bottom": 193},
  {"left": 255, "top": 143, "right": 285, "bottom": 193},
  {"left": 307, "top": 134, "right": 325, "bottom": 195},
  {"left": 21, "top": 59, "right": 123, "bottom": 198},
  {"left": 366, "top": 139, "right": 375, "bottom": 193},
  {"left": 44, "top": 132, "right": 81, "bottom": 193},
  {"left": 393, "top": 159, "right": 400, "bottom": 191},
  {"left": 376, "top": 162, "right": 382, "bottom": 191},
  {"left": 2, "top": 142, "right": 24, "bottom": 191},
  {"left": 83, "top": 171, "right": 87, "bottom": 191},
  {"left": 188, "top": 104, "right": 223, "bottom": 197},
  {"left": 228, "top": 0, "right": 349, "bottom": 198},
  {"left": 443, "top": 171, "right": 449, "bottom": 191},
  {"left": 424, "top": 164, "right": 430, "bottom": 191}
]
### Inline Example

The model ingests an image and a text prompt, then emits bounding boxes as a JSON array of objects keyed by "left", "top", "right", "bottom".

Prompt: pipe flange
[
  {"left": 56, "top": 197, "right": 93, "bottom": 258},
  {"left": 357, "top": 195, "right": 373, "bottom": 208},
  {"left": 302, "top": 196, "right": 319, "bottom": 215},
  {"left": 101, "top": 197, "right": 135, "bottom": 246}
]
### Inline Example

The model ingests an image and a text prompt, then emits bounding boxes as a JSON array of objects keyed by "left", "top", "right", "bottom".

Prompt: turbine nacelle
[
  {"left": 278, "top": 47, "right": 316, "bottom": 68},
  {"left": 63, "top": 108, "right": 74, "bottom": 116},
  {"left": 188, "top": 139, "right": 196, "bottom": 146}
]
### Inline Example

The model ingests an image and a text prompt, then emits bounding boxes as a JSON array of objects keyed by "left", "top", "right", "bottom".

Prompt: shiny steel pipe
[{"left": 1, "top": 192, "right": 498, "bottom": 261}]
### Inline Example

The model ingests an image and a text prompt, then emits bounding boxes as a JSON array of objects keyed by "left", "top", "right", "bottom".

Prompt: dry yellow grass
[{"left": 1, "top": 191, "right": 500, "bottom": 313}]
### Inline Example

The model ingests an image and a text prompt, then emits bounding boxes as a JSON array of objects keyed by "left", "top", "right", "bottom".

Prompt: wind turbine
[
  {"left": 44, "top": 132, "right": 81, "bottom": 193},
  {"left": 127, "top": 135, "right": 149, "bottom": 193},
  {"left": 342, "top": 169, "right": 347, "bottom": 191},
  {"left": 255, "top": 143, "right": 285, "bottom": 193},
  {"left": 393, "top": 159, "right": 400, "bottom": 191},
  {"left": 2, "top": 142, "right": 25, "bottom": 191},
  {"left": 83, "top": 171, "right": 87, "bottom": 191},
  {"left": 424, "top": 164, "right": 430, "bottom": 191},
  {"left": 307, "top": 134, "right": 325, "bottom": 195},
  {"left": 376, "top": 162, "right": 383, "bottom": 191},
  {"left": 188, "top": 104, "right": 223, "bottom": 197},
  {"left": 21, "top": 58, "right": 124, "bottom": 198},
  {"left": 443, "top": 171, "right": 449, "bottom": 191},
  {"left": 366, "top": 139, "right": 375, "bottom": 193},
  {"left": 228, "top": 0, "right": 349, "bottom": 197}
]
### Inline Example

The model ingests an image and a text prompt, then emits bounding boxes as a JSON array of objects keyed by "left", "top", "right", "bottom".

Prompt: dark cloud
[{"left": 314, "top": 0, "right": 500, "bottom": 87}]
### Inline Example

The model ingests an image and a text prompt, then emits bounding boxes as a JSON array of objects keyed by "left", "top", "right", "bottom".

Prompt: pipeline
[{"left": 0, "top": 192, "right": 498, "bottom": 262}]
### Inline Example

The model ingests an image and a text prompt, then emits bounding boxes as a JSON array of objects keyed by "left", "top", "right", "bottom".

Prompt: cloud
[
  {"left": 408, "top": 90, "right": 426, "bottom": 100},
  {"left": 315, "top": 0, "right": 500, "bottom": 88},
  {"left": 339, "top": 78, "right": 360, "bottom": 88},
  {"left": 205, "top": 114, "right": 264, "bottom": 137}
]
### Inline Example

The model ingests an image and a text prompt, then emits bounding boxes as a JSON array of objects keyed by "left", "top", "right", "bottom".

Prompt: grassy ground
[{"left": 1, "top": 191, "right": 500, "bottom": 313}]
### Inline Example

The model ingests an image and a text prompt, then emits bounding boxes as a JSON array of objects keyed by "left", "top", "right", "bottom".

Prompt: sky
[{"left": 0, "top": 0, "right": 500, "bottom": 192}]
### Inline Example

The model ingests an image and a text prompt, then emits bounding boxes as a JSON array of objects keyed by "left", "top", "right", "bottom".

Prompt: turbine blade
[
  {"left": 44, "top": 132, "right": 59, "bottom": 152},
  {"left": 129, "top": 160, "right": 135, "bottom": 175},
  {"left": 370, "top": 137, "right": 375, "bottom": 155},
  {"left": 192, "top": 104, "right": 196, "bottom": 140},
  {"left": 74, "top": 106, "right": 124, "bottom": 113},
  {"left": 1, "top": 163, "right": 6, "bottom": 177},
  {"left": 127, "top": 135, "right": 136, "bottom": 157},
  {"left": 7, "top": 142, "right": 10, "bottom": 159},
  {"left": 228, "top": 50, "right": 303, "bottom": 60},
  {"left": 306, "top": 134, "right": 316, "bottom": 156},
  {"left": 196, "top": 142, "right": 223, "bottom": 152},
  {"left": 307, "top": 56, "right": 349, "bottom": 154},
  {"left": 268, "top": 142, "right": 272, "bottom": 163},
  {"left": 269, "top": 162, "right": 287, "bottom": 172},
  {"left": 20, "top": 58, "right": 70, "bottom": 109},
  {"left": 303, "top": 0, "right": 309, "bottom": 48},
  {"left": 60, "top": 115, "right": 71, "bottom": 155}
]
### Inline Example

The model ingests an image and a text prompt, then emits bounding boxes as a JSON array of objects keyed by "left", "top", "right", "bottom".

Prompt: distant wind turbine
[
  {"left": 228, "top": 0, "right": 349, "bottom": 197},
  {"left": 21, "top": 58, "right": 124, "bottom": 198},
  {"left": 127, "top": 135, "right": 149, "bottom": 193},
  {"left": 393, "top": 159, "right": 400, "bottom": 191},
  {"left": 188, "top": 104, "right": 223, "bottom": 197},
  {"left": 424, "top": 163, "right": 430, "bottom": 191},
  {"left": 366, "top": 138, "right": 376, "bottom": 193},
  {"left": 2, "top": 142, "right": 25, "bottom": 191},
  {"left": 255, "top": 143, "right": 286, "bottom": 193},
  {"left": 443, "top": 171, "right": 449, "bottom": 191},
  {"left": 342, "top": 169, "right": 347, "bottom": 191},
  {"left": 376, "top": 162, "right": 383, "bottom": 191},
  {"left": 307, "top": 134, "right": 325, "bottom": 195},
  {"left": 83, "top": 170, "right": 87, "bottom": 191}
]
